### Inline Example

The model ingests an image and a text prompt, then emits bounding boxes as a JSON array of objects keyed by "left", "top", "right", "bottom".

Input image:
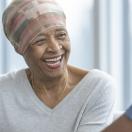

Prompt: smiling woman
[{"left": 0, "top": 0, "right": 115, "bottom": 132}]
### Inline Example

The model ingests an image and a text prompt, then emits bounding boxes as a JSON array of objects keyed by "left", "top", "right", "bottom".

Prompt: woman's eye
[
  {"left": 56, "top": 33, "right": 67, "bottom": 40},
  {"left": 32, "top": 39, "right": 47, "bottom": 45}
]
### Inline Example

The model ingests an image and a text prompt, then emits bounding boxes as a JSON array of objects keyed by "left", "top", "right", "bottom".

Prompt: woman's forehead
[{"left": 35, "top": 27, "right": 67, "bottom": 36}]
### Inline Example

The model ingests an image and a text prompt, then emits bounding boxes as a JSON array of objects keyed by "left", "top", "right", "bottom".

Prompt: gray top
[{"left": 0, "top": 69, "right": 115, "bottom": 132}]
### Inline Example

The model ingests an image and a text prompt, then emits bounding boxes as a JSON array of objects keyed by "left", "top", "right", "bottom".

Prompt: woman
[{"left": 0, "top": 0, "right": 115, "bottom": 132}]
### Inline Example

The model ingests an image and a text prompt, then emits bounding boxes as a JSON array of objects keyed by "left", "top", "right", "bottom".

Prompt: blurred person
[
  {"left": 0, "top": 0, "right": 115, "bottom": 131},
  {"left": 103, "top": 105, "right": 132, "bottom": 132}
]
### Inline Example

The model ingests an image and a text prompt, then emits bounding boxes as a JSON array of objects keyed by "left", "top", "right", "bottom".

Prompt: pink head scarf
[{"left": 2, "top": 0, "right": 66, "bottom": 54}]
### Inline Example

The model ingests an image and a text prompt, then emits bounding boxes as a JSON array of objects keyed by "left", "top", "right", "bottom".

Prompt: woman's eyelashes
[
  {"left": 32, "top": 37, "right": 47, "bottom": 46},
  {"left": 31, "top": 31, "right": 67, "bottom": 46},
  {"left": 56, "top": 32, "right": 67, "bottom": 40}
]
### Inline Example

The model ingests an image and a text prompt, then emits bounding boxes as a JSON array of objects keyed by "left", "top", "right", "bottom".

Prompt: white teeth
[
  {"left": 45, "top": 56, "right": 61, "bottom": 62},
  {"left": 47, "top": 61, "right": 60, "bottom": 66}
]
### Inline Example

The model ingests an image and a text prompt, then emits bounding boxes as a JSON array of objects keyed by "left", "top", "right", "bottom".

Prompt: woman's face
[{"left": 23, "top": 27, "right": 71, "bottom": 79}]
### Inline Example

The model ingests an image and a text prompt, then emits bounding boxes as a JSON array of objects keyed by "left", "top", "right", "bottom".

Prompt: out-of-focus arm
[{"left": 103, "top": 105, "right": 132, "bottom": 132}]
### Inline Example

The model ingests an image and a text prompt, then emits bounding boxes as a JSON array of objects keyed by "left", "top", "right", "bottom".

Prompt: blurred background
[{"left": 0, "top": 0, "right": 131, "bottom": 111}]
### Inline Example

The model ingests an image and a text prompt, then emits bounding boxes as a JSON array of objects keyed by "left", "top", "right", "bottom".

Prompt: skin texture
[{"left": 103, "top": 115, "right": 132, "bottom": 132}]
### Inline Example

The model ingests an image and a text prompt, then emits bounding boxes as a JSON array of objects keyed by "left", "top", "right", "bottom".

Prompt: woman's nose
[{"left": 47, "top": 38, "right": 62, "bottom": 52}]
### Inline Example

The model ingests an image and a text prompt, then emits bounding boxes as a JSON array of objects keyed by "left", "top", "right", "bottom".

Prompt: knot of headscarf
[{"left": 2, "top": 0, "right": 66, "bottom": 54}]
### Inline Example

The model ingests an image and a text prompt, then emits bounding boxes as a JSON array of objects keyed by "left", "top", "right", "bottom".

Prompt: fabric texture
[
  {"left": 2, "top": 0, "right": 66, "bottom": 54},
  {"left": 0, "top": 69, "right": 115, "bottom": 132}
]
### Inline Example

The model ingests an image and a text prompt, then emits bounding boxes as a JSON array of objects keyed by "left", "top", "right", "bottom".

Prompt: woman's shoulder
[
  {"left": 85, "top": 69, "right": 115, "bottom": 93},
  {"left": 68, "top": 65, "right": 88, "bottom": 83},
  {"left": 89, "top": 69, "right": 114, "bottom": 80},
  {"left": 0, "top": 69, "right": 24, "bottom": 80},
  {"left": 68, "top": 65, "right": 88, "bottom": 77},
  {"left": 68, "top": 65, "right": 114, "bottom": 86},
  {"left": 0, "top": 69, "right": 26, "bottom": 89},
  {"left": 68, "top": 65, "right": 113, "bottom": 79}
]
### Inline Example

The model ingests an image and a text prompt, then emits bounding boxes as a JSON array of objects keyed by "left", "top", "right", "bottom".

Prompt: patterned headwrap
[{"left": 2, "top": 0, "right": 66, "bottom": 54}]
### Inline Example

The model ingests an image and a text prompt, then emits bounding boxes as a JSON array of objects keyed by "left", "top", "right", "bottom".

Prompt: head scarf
[{"left": 2, "top": 0, "right": 66, "bottom": 54}]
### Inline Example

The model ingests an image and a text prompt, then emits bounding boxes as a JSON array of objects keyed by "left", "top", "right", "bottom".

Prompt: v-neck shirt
[{"left": 0, "top": 69, "right": 115, "bottom": 132}]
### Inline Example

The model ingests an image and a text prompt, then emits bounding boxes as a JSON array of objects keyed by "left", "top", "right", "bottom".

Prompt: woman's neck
[{"left": 26, "top": 68, "right": 69, "bottom": 100}]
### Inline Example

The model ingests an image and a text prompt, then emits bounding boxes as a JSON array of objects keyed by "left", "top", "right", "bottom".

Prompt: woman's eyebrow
[
  {"left": 34, "top": 28, "right": 67, "bottom": 38},
  {"left": 37, "top": 33, "right": 46, "bottom": 37},
  {"left": 34, "top": 33, "right": 48, "bottom": 40},
  {"left": 55, "top": 28, "right": 66, "bottom": 32},
  {"left": 31, "top": 34, "right": 46, "bottom": 43}
]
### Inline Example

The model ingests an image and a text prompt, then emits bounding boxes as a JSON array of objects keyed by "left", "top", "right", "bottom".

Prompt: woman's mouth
[{"left": 43, "top": 55, "right": 63, "bottom": 69}]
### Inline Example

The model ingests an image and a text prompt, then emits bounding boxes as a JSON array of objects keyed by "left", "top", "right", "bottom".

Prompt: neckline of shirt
[{"left": 20, "top": 68, "right": 98, "bottom": 113}]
